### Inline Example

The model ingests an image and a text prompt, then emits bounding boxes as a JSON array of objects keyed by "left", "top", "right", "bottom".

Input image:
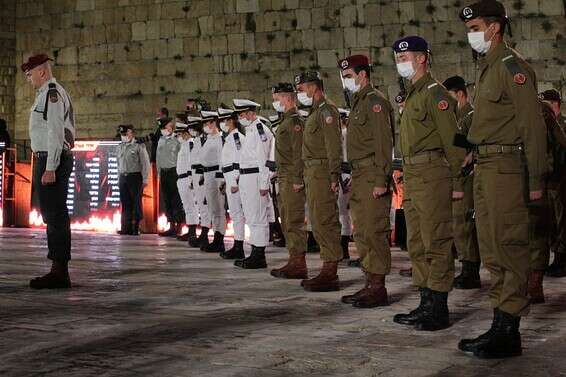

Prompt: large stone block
[
  {"left": 132, "top": 21, "right": 146, "bottom": 41},
  {"left": 236, "top": 0, "right": 259, "bottom": 13}
]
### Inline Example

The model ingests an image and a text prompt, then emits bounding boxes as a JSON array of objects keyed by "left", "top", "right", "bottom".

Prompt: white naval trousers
[
  {"left": 239, "top": 172, "right": 269, "bottom": 247},
  {"left": 194, "top": 173, "right": 211, "bottom": 228},
  {"left": 177, "top": 176, "right": 199, "bottom": 225},
  {"left": 225, "top": 170, "right": 245, "bottom": 241},
  {"left": 338, "top": 187, "right": 353, "bottom": 236},
  {"left": 204, "top": 171, "right": 226, "bottom": 234}
]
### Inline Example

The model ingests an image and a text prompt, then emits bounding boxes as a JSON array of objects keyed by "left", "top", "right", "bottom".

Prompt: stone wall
[
  {"left": 0, "top": 0, "right": 15, "bottom": 137},
  {"left": 12, "top": 0, "right": 566, "bottom": 139}
]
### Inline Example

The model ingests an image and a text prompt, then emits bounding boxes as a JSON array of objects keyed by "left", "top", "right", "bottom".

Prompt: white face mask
[
  {"left": 467, "top": 28, "right": 493, "bottom": 54},
  {"left": 343, "top": 77, "right": 360, "bottom": 93},
  {"left": 203, "top": 124, "right": 214, "bottom": 134},
  {"left": 239, "top": 117, "right": 251, "bottom": 127},
  {"left": 121, "top": 135, "right": 130, "bottom": 143},
  {"left": 297, "top": 91, "right": 313, "bottom": 107},
  {"left": 189, "top": 129, "right": 198, "bottom": 137},
  {"left": 272, "top": 101, "right": 285, "bottom": 113},
  {"left": 396, "top": 61, "right": 416, "bottom": 80},
  {"left": 220, "top": 121, "right": 230, "bottom": 133},
  {"left": 161, "top": 129, "right": 171, "bottom": 137}
]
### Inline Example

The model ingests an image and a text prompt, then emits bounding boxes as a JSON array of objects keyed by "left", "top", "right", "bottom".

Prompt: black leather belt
[
  {"left": 240, "top": 167, "right": 260, "bottom": 175},
  {"left": 203, "top": 165, "right": 220, "bottom": 173},
  {"left": 34, "top": 150, "right": 72, "bottom": 158},
  {"left": 265, "top": 160, "right": 277, "bottom": 172},
  {"left": 178, "top": 171, "right": 192, "bottom": 179},
  {"left": 192, "top": 164, "right": 204, "bottom": 174},
  {"left": 215, "top": 172, "right": 224, "bottom": 179},
  {"left": 222, "top": 163, "right": 240, "bottom": 173}
]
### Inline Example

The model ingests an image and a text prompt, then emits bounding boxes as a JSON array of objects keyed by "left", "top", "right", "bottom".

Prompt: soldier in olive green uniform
[
  {"left": 391, "top": 36, "right": 466, "bottom": 332},
  {"left": 443, "top": 76, "right": 481, "bottom": 290},
  {"left": 336, "top": 55, "right": 394, "bottom": 308},
  {"left": 527, "top": 97, "right": 566, "bottom": 303},
  {"left": 457, "top": 1, "right": 548, "bottom": 359},
  {"left": 295, "top": 71, "right": 343, "bottom": 292},
  {"left": 542, "top": 89, "right": 566, "bottom": 277},
  {"left": 270, "top": 83, "right": 308, "bottom": 280}
]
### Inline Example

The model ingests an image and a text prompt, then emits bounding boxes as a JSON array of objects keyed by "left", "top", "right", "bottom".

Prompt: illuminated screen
[{"left": 30, "top": 140, "right": 121, "bottom": 232}]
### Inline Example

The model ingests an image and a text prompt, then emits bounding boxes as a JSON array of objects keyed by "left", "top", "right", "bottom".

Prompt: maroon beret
[
  {"left": 338, "top": 54, "right": 370, "bottom": 70},
  {"left": 21, "top": 54, "right": 52, "bottom": 73}
]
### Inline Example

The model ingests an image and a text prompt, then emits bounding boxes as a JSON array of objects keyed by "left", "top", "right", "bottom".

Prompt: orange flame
[{"left": 29, "top": 209, "right": 121, "bottom": 233}]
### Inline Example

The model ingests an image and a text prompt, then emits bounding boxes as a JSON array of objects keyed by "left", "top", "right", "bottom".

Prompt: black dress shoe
[
  {"left": 234, "top": 246, "right": 267, "bottom": 269},
  {"left": 221, "top": 240, "right": 245, "bottom": 259},
  {"left": 203, "top": 231, "right": 225, "bottom": 253},
  {"left": 30, "top": 272, "right": 72, "bottom": 289}
]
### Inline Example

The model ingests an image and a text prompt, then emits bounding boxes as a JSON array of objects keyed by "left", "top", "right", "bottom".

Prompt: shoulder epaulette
[
  {"left": 502, "top": 54, "right": 524, "bottom": 76},
  {"left": 256, "top": 123, "right": 268, "bottom": 142},
  {"left": 233, "top": 133, "right": 242, "bottom": 150}
]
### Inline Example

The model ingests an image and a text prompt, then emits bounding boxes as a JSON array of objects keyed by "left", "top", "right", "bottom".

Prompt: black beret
[
  {"left": 294, "top": 71, "right": 321, "bottom": 85},
  {"left": 443, "top": 76, "right": 467, "bottom": 92},
  {"left": 460, "top": 1, "right": 507, "bottom": 22},
  {"left": 540, "top": 89, "right": 561, "bottom": 102},
  {"left": 272, "top": 82, "right": 296, "bottom": 94},
  {"left": 117, "top": 124, "right": 133, "bottom": 134},
  {"left": 157, "top": 117, "right": 173, "bottom": 129},
  {"left": 392, "top": 36, "right": 429, "bottom": 53}
]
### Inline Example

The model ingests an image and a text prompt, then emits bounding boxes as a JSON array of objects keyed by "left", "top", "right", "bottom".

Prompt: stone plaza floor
[{"left": 0, "top": 228, "right": 565, "bottom": 377}]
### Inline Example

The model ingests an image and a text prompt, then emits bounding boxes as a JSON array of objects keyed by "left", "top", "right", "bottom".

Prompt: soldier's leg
[
  {"left": 338, "top": 187, "right": 353, "bottom": 260},
  {"left": 118, "top": 175, "right": 133, "bottom": 234},
  {"left": 301, "top": 168, "right": 341, "bottom": 291},
  {"left": 547, "top": 182, "right": 566, "bottom": 276},
  {"left": 30, "top": 154, "right": 73, "bottom": 289},
  {"left": 527, "top": 195, "right": 550, "bottom": 303},
  {"left": 235, "top": 173, "right": 268, "bottom": 269},
  {"left": 463, "top": 154, "right": 529, "bottom": 359},
  {"left": 193, "top": 176, "right": 211, "bottom": 246},
  {"left": 345, "top": 167, "right": 391, "bottom": 307},
  {"left": 221, "top": 185, "right": 245, "bottom": 259},
  {"left": 129, "top": 173, "right": 143, "bottom": 234},
  {"left": 169, "top": 171, "right": 185, "bottom": 226},
  {"left": 308, "top": 172, "right": 341, "bottom": 262},
  {"left": 271, "top": 179, "right": 308, "bottom": 279}
]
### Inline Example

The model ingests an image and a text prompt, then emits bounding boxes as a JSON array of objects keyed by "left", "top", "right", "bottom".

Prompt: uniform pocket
[
  {"left": 483, "top": 87, "right": 503, "bottom": 103},
  {"left": 422, "top": 162, "right": 451, "bottom": 183},
  {"left": 501, "top": 211, "right": 529, "bottom": 245}
]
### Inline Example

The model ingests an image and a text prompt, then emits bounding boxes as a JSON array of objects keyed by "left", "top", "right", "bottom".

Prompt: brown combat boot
[
  {"left": 341, "top": 273, "right": 370, "bottom": 304},
  {"left": 301, "top": 261, "right": 339, "bottom": 292},
  {"left": 527, "top": 270, "right": 545, "bottom": 304},
  {"left": 352, "top": 273, "right": 389, "bottom": 308},
  {"left": 270, "top": 253, "right": 308, "bottom": 279}
]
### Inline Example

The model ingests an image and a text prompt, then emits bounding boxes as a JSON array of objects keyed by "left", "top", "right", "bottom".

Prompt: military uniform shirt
[
  {"left": 239, "top": 118, "right": 274, "bottom": 191},
  {"left": 347, "top": 85, "right": 394, "bottom": 187},
  {"left": 176, "top": 139, "right": 192, "bottom": 176},
  {"left": 156, "top": 134, "right": 180, "bottom": 171},
  {"left": 302, "top": 96, "right": 342, "bottom": 182},
  {"left": 29, "top": 78, "right": 75, "bottom": 171},
  {"left": 399, "top": 72, "right": 465, "bottom": 191},
  {"left": 468, "top": 42, "right": 547, "bottom": 191},
  {"left": 222, "top": 129, "right": 244, "bottom": 188},
  {"left": 117, "top": 139, "right": 150, "bottom": 184},
  {"left": 275, "top": 109, "right": 304, "bottom": 185},
  {"left": 201, "top": 132, "right": 223, "bottom": 170}
]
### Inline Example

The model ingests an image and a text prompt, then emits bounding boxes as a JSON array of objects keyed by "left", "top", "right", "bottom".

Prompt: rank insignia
[
  {"left": 514, "top": 73, "right": 526, "bottom": 85},
  {"left": 438, "top": 100, "right": 449, "bottom": 111}
]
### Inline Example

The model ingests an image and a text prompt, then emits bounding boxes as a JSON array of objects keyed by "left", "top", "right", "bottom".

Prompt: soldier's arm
[
  {"left": 429, "top": 91, "right": 466, "bottom": 192},
  {"left": 291, "top": 118, "right": 305, "bottom": 185},
  {"left": 256, "top": 126, "right": 271, "bottom": 191},
  {"left": 368, "top": 93, "right": 393, "bottom": 188},
  {"left": 45, "top": 90, "right": 66, "bottom": 171},
  {"left": 140, "top": 145, "right": 150, "bottom": 184},
  {"left": 321, "top": 106, "right": 342, "bottom": 183},
  {"left": 504, "top": 63, "right": 547, "bottom": 191}
]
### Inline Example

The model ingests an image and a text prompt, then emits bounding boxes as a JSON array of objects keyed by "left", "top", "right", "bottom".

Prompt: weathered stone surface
[
  {"left": 0, "top": 228, "right": 566, "bottom": 377},
  {"left": 7, "top": 0, "right": 566, "bottom": 140}
]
